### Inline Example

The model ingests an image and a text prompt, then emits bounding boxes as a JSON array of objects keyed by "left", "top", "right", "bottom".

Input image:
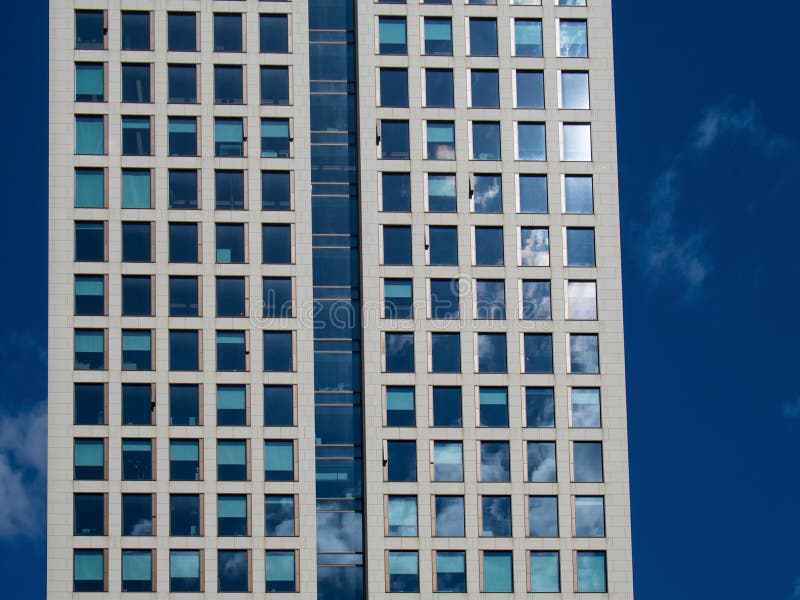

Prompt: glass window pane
[
  {"left": 575, "top": 496, "right": 606, "bottom": 537},
  {"left": 481, "top": 496, "right": 511, "bottom": 537},
  {"left": 214, "top": 13, "right": 242, "bottom": 52},
  {"left": 475, "top": 227, "right": 504, "bottom": 266},
  {"left": 380, "top": 120, "right": 409, "bottom": 159},
  {"left": 425, "top": 69, "right": 454, "bottom": 108},
  {"left": 479, "top": 388, "right": 508, "bottom": 428},
  {"left": 434, "top": 495, "right": 464, "bottom": 537},
  {"left": 266, "top": 551, "right": 296, "bottom": 592},
  {"left": 480, "top": 441, "right": 510, "bottom": 481},
  {"left": 168, "top": 13, "right": 196, "bottom": 51},
  {"left": 387, "top": 496, "right": 418, "bottom": 536},
  {"left": 516, "top": 70, "right": 544, "bottom": 109},
  {"left": 263, "top": 331, "right": 293, "bottom": 372},
  {"left": 121, "top": 117, "right": 151, "bottom": 156},
  {"left": 386, "top": 386, "right": 415, "bottom": 427},
  {"left": 527, "top": 441, "right": 557, "bottom": 482},
  {"left": 530, "top": 551, "right": 560, "bottom": 592},
  {"left": 121, "top": 12, "right": 150, "bottom": 50},
  {"left": 74, "top": 493, "right": 105, "bottom": 536},
  {"left": 264, "top": 385, "right": 294, "bottom": 426},
  {"left": 470, "top": 70, "right": 499, "bottom": 108},
  {"left": 380, "top": 68, "right": 408, "bottom": 107},
  {"left": 482, "top": 552, "right": 513, "bottom": 593},
  {"left": 526, "top": 387, "right": 555, "bottom": 427},
  {"left": 169, "top": 330, "right": 199, "bottom": 372},
  {"left": 561, "top": 71, "right": 590, "bottom": 109},
  {"left": 515, "top": 19, "right": 542, "bottom": 57},
  {"left": 383, "top": 226, "right": 412, "bottom": 265},
  {"left": 427, "top": 121, "right": 455, "bottom": 160},
  {"left": 264, "top": 440, "right": 295, "bottom": 480},
  {"left": 75, "top": 276, "right": 105, "bottom": 317},
  {"left": 388, "top": 551, "right": 419, "bottom": 592},
  {"left": 471, "top": 121, "right": 500, "bottom": 160},
  {"left": 74, "top": 383, "right": 104, "bottom": 425},
  {"left": 217, "top": 385, "right": 246, "bottom": 426},
  {"left": 524, "top": 333, "right": 553, "bottom": 373},
  {"left": 566, "top": 227, "right": 596, "bottom": 266},
  {"left": 477, "top": 333, "right": 507, "bottom": 373},
  {"left": 121, "top": 170, "right": 151, "bottom": 208},
  {"left": 528, "top": 496, "right": 558, "bottom": 537},
  {"left": 74, "top": 549, "right": 105, "bottom": 591},
  {"left": 521, "top": 227, "right": 550, "bottom": 266},
  {"left": 436, "top": 551, "right": 466, "bottom": 592},
  {"left": 170, "top": 550, "right": 200, "bottom": 592},
  {"left": 430, "top": 280, "right": 459, "bottom": 319},
  {"left": 476, "top": 280, "right": 505, "bottom": 320},
  {"left": 168, "top": 64, "right": 197, "bottom": 103},
  {"left": 75, "top": 168, "right": 105, "bottom": 208},
  {"left": 428, "top": 226, "right": 457, "bottom": 265},
  {"left": 76, "top": 63, "right": 104, "bottom": 102},
  {"left": 169, "top": 276, "right": 199, "bottom": 317},
  {"left": 570, "top": 333, "right": 599, "bottom": 373},
  {"left": 432, "top": 387, "right": 461, "bottom": 427},
  {"left": 122, "top": 493, "right": 152, "bottom": 535},
  {"left": 517, "top": 122, "right": 546, "bottom": 160},
  {"left": 473, "top": 174, "right": 502, "bottom": 213},
  {"left": 265, "top": 495, "right": 296, "bottom": 536},
  {"left": 431, "top": 333, "right": 460, "bottom": 373},
  {"left": 387, "top": 441, "right": 416, "bottom": 482},
  {"left": 564, "top": 175, "right": 593, "bottom": 214},
  {"left": 170, "top": 494, "right": 201, "bottom": 535},
  {"left": 567, "top": 281, "right": 597, "bottom": 319},
  {"left": 382, "top": 173, "right": 411, "bottom": 212},
  {"left": 75, "top": 11, "right": 105, "bottom": 49},
  {"left": 75, "top": 116, "right": 104, "bottom": 155},
  {"left": 260, "top": 15, "right": 289, "bottom": 53},
  {"left": 121, "top": 64, "right": 151, "bottom": 103},
  {"left": 433, "top": 441, "right": 463, "bottom": 481},
  {"left": 519, "top": 174, "right": 547, "bottom": 213},
  {"left": 522, "top": 281, "right": 551, "bottom": 320},
  {"left": 563, "top": 123, "right": 592, "bottom": 161},
  {"left": 75, "top": 221, "right": 105, "bottom": 262},
  {"left": 261, "top": 119, "right": 291, "bottom": 158},
  {"left": 218, "top": 550, "right": 249, "bottom": 592},
  {"left": 261, "top": 66, "right": 290, "bottom": 106},
  {"left": 574, "top": 441, "right": 603, "bottom": 482},
  {"left": 170, "top": 385, "right": 199, "bottom": 426},
  {"left": 572, "top": 388, "right": 601, "bottom": 427},
  {"left": 577, "top": 552, "right": 607, "bottom": 592},
  {"left": 469, "top": 18, "right": 498, "bottom": 56},
  {"left": 559, "top": 20, "right": 588, "bottom": 57},
  {"left": 379, "top": 17, "right": 407, "bottom": 54},
  {"left": 122, "top": 384, "right": 152, "bottom": 425},
  {"left": 424, "top": 18, "right": 452, "bottom": 55}
]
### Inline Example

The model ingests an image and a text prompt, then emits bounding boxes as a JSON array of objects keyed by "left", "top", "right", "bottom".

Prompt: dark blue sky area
[{"left": 1, "top": 1, "right": 799, "bottom": 598}]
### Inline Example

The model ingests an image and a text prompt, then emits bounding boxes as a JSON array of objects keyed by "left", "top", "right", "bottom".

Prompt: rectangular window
[
  {"left": 75, "top": 10, "right": 105, "bottom": 49},
  {"left": 216, "top": 223, "right": 245, "bottom": 264},
  {"left": 214, "top": 64, "right": 244, "bottom": 105},
  {"left": 168, "top": 12, "right": 196, "bottom": 51},
  {"left": 517, "top": 122, "right": 546, "bottom": 160},
  {"left": 386, "top": 440, "right": 416, "bottom": 482},
  {"left": 75, "top": 275, "right": 105, "bottom": 316},
  {"left": 526, "top": 387, "right": 555, "bottom": 427},
  {"left": 264, "top": 440, "right": 295, "bottom": 481},
  {"left": 427, "top": 173, "right": 456, "bottom": 212},
  {"left": 567, "top": 280, "right": 597, "bottom": 319},
  {"left": 475, "top": 280, "right": 505, "bottom": 319},
  {"left": 523, "top": 333, "right": 553, "bottom": 373},
  {"left": 424, "top": 17, "right": 452, "bottom": 56},
  {"left": 168, "top": 117, "right": 197, "bottom": 157},
  {"left": 575, "top": 496, "right": 606, "bottom": 537},
  {"left": 264, "top": 385, "right": 294, "bottom": 426},
  {"left": 559, "top": 20, "right": 589, "bottom": 57},
  {"left": 170, "top": 385, "right": 200, "bottom": 426},
  {"left": 74, "top": 329, "right": 105, "bottom": 370},
  {"left": 379, "top": 120, "right": 410, "bottom": 159},
  {"left": 479, "top": 387, "right": 508, "bottom": 428},
  {"left": 435, "top": 551, "right": 466, "bottom": 593},
  {"left": 262, "top": 224, "right": 292, "bottom": 264},
  {"left": 214, "top": 13, "right": 243, "bottom": 52},
  {"left": 218, "top": 495, "right": 248, "bottom": 536},
  {"left": 266, "top": 551, "right": 296, "bottom": 592},
  {"left": 75, "top": 115, "right": 104, "bottom": 155},
  {"left": 571, "top": 388, "right": 601, "bottom": 427},
  {"left": 122, "top": 276, "right": 152, "bottom": 317},
  {"left": 74, "top": 549, "right": 105, "bottom": 592},
  {"left": 566, "top": 227, "right": 596, "bottom": 266},
  {"left": 387, "top": 495, "right": 418, "bottom": 536},
  {"left": 425, "top": 68, "right": 454, "bottom": 108},
  {"left": 430, "top": 279, "right": 459, "bottom": 319},
  {"left": 169, "top": 439, "right": 200, "bottom": 481},
  {"left": 474, "top": 226, "right": 504, "bottom": 266},
  {"left": 262, "top": 278, "right": 293, "bottom": 318},
  {"left": 576, "top": 551, "right": 607, "bottom": 592},
  {"left": 121, "top": 330, "right": 152, "bottom": 371},
  {"left": 527, "top": 441, "right": 557, "bottom": 482},
  {"left": 530, "top": 551, "right": 560, "bottom": 592},
  {"left": 561, "top": 71, "right": 590, "bottom": 109},
  {"left": 168, "top": 170, "right": 198, "bottom": 209},
  {"left": 382, "top": 172, "right": 411, "bottom": 211},
  {"left": 573, "top": 441, "right": 603, "bottom": 482},
  {"left": 481, "top": 495, "right": 511, "bottom": 537},
  {"left": 265, "top": 495, "right": 296, "bottom": 536},
  {"left": 121, "top": 222, "right": 152, "bottom": 263},
  {"left": 515, "top": 70, "right": 544, "bottom": 108},
  {"left": 528, "top": 496, "right": 558, "bottom": 537},
  {"left": 121, "top": 116, "right": 151, "bottom": 156},
  {"left": 170, "top": 550, "right": 201, "bottom": 592},
  {"left": 260, "top": 14, "right": 289, "bottom": 53},
  {"left": 482, "top": 551, "right": 513, "bottom": 593},
  {"left": 169, "top": 276, "right": 199, "bottom": 317},
  {"left": 122, "top": 438, "right": 152, "bottom": 481},
  {"left": 74, "top": 438, "right": 105, "bottom": 480},
  {"left": 426, "top": 121, "right": 455, "bottom": 160},
  {"left": 522, "top": 280, "right": 551, "bottom": 320},
  {"left": 74, "top": 383, "right": 104, "bottom": 425},
  {"left": 471, "top": 121, "right": 501, "bottom": 160},
  {"left": 382, "top": 225, "right": 412, "bottom": 265},
  {"left": 262, "top": 171, "right": 291, "bottom": 211},
  {"left": 261, "top": 66, "right": 290, "bottom": 105},
  {"left": 562, "top": 123, "right": 592, "bottom": 161},
  {"left": 386, "top": 386, "right": 415, "bottom": 427},
  {"left": 480, "top": 441, "right": 510, "bottom": 481},
  {"left": 75, "top": 63, "right": 104, "bottom": 102},
  {"left": 217, "top": 385, "right": 247, "bottom": 426},
  {"left": 569, "top": 333, "right": 600, "bottom": 373},
  {"left": 379, "top": 17, "right": 407, "bottom": 54},
  {"left": 122, "top": 493, "right": 153, "bottom": 536},
  {"left": 121, "top": 11, "right": 150, "bottom": 50},
  {"left": 121, "top": 63, "right": 151, "bottom": 103},
  {"left": 75, "top": 168, "right": 105, "bottom": 208},
  {"left": 468, "top": 18, "right": 498, "bottom": 56},
  {"left": 218, "top": 550, "right": 249, "bottom": 592},
  {"left": 384, "top": 279, "right": 413, "bottom": 319},
  {"left": 122, "top": 384, "right": 153, "bottom": 425},
  {"left": 521, "top": 227, "right": 550, "bottom": 266},
  {"left": 470, "top": 70, "right": 499, "bottom": 108},
  {"left": 564, "top": 175, "right": 593, "bottom": 214},
  {"left": 215, "top": 170, "right": 244, "bottom": 210},
  {"left": 168, "top": 64, "right": 197, "bottom": 103},
  {"left": 261, "top": 119, "right": 291, "bottom": 158},
  {"left": 434, "top": 495, "right": 464, "bottom": 537},
  {"left": 514, "top": 19, "right": 543, "bottom": 57},
  {"left": 170, "top": 494, "right": 201, "bottom": 536},
  {"left": 169, "top": 330, "right": 200, "bottom": 371},
  {"left": 121, "top": 169, "right": 151, "bottom": 208},
  {"left": 379, "top": 68, "right": 408, "bottom": 107},
  {"left": 215, "top": 118, "right": 244, "bottom": 157},
  {"left": 263, "top": 331, "right": 293, "bottom": 371},
  {"left": 388, "top": 551, "right": 419, "bottom": 592},
  {"left": 476, "top": 332, "right": 507, "bottom": 373},
  {"left": 75, "top": 221, "right": 105, "bottom": 262},
  {"left": 432, "top": 387, "right": 462, "bottom": 427},
  {"left": 216, "top": 277, "right": 246, "bottom": 317},
  {"left": 74, "top": 493, "right": 105, "bottom": 536},
  {"left": 385, "top": 332, "right": 414, "bottom": 373},
  {"left": 518, "top": 174, "right": 547, "bottom": 213},
  {"left": 433, "top": 441, "right": 463, "bottom": 481},
  {"left": 431, "top": 333, "right": 460, "bottom": 373}
]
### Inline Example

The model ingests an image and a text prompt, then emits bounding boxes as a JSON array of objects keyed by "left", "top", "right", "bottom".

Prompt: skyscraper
[{"left": 49, "top": 0, "right": 633, "bottom": 597}]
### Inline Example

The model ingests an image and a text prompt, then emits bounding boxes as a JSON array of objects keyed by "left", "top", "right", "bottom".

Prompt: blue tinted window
[
  {"left": 261, "top": 67, "right": 290, "bottom": 106},
  {"left": 436, "top": 551, "right": 466, "bottom": 592},
  {"left": 470, "top": 70, "right": 499, "bottom": 108},
  {"left": 469, "top": 18, "right": 497, "bottom": 56},
  {"left": 75, "top": 221, "right": 105, "bottom": 261},
  {"left": 75, "top": 116, "right": 104, "bottom": 155},
  {"left": 218, "top": 550, "right": 249, "bottom": 592},
  {"left": 215, "top": 118, "right": 244, "bottom": 157},
  {"left": 170, "top": 385, "right": 199, "bottom": 426},
  {"left": 521, "top": 227, "right": 550, "bottom": 266},
  {"left": 425, "top": 69, "right": 454, "bottom": 108},
  {"left": 379, "top": 17, "right": 407, "bottom": 54},
  {"left": 474, "top": 226, "right": 503, "bottom": 266},
  {"left": 516, "top": 71, "right": 544, "bottom": 108},
  {"left": 380, "top": 120, "right": 410, "bottom": 159},
  {"left": 571, "top": 388, "right": 601, "bottom": 427},
  {"left": 380, "top": 68, "right": 408, "bottom": 107},
  {"left": 473, "top": 174, "right": 502, "bottom": 213},
  {"left": 524, "top": 333, "right": 553, "bottom": 373},
  {"left": 74, "top": 493, "right": 104, "bottom": 536},
  {"left": 169, "top": 276, "right": 198, "bottom": 317},
  {"left": 564, "top": 175, "right": 593, "bottom": 214},
  {"left": 481, "top": 495, "right": 511, "bottom": 537},
  {"left": 75, "top": 329, "right": 105, "bottom": 370},
  {"left": 170, "top": 440, "right": 200, "bottom": 481},
  {"left": 75, "top": 275, "right": 105, "bottom": 316},
  {"left": 428, "top": 226, "right": 458, "bottom": 266},
  {"left": 570, "top": 334, "right": 599, "bottom": 373},
  {"left": 383, "top": 226, "right": 412, "bottom": 265},
  {"left": 433, "top": 441, "right": 463, "bottom": 481},
  {"left": 74, "top": 438, "right": 105, "bottom": 480},
  {"left": 531, "top": 551, "right": 560, "bottom": 592},
  {"left": 169, "top": 330, "right": 199, "bottom": 371},
  {"left": 424, "top": 17, "right": 452, "bottom": 55},
  {"left": 264, "top": 440, "right": 295, "bottom": 481},
  {"left": 122, "top": 384, "right": 152, "bottom": 425},
  {"left": 262, "top": 171, "right": 291, "bottom": 210},
  {"left": 74, "top": 549, "right": 105, "bottom": 591},
  {"left": 427, "top": 121, "right": 455, "bottom": 160},
  {"left": 217, "top": 331, "right": 246, "bottom": 372},
  {"left": 434, "top": 495, "right": 464, "bottom": 536},
  {"left": 574, "top": 441, "right": 603, "bottom": 482},
  {"left": 386, "top": 386, "right": 415, "bottom": 427},
  {"left": 388, "top": 551, "right": 419, "bottom": 592},
  {"left": 165, "top": 119, "right": 196, "bottom": 159},
  {"left": 479, "top": 387, "right": 508, "bottom": 427},
  {"left": 215, "top": 277, "right": 244, "bottom": 317},
  {"left": 168, "top": 64, "right": 197, "bottom": 103},
  {"left": 575, "top": 496, "right": 605, "bottom": 537},
  {"left": 170, "top": 550, "right": 201, "bottom": 592},
  {"left": 121, "top": 169, "right": 151, "bottom": 208},
  {"left": 471, "top": 122, "right": 500, "bottom": 160},
  {"left": 265, "top": 495, "right": 296, "bottom": 536},
  {"left": 266, "top": 551, "right": 296, "bottom": 592},
  {"left": 529, "top": 496, "right": 558, "bottom": 537},
  {"left": 430, "top": 279, "right": 458, "bottom": 319},
  {"left": 170, "top": 494, "right": 200, "bottom": 535},
  {"left": 216, "top": 223, "right": 245, "bottom": 263},
  {"left": 427, "top": 173, "right": 456, "bottom": 212},
  {"left": 168, "top": 170, "right": 198, "bottom": 209},
  {"left": 387, "top": 496, "right": 418, "bottom": 536},
  {"left": 483, "top": 552, "right": 513, "bottom": 592},
  {"left": 475, "top": 280, "right": 505, "bottom": 319},
  {"left": 168, "top": 13, "right": 196, "bottom": 51},
  {"left": 385, "top": 333, "right": 414, "bottom": 373},
  {"left": 215, "top": 170, "right": 244, "bottom": 210},
  {"left": 522, "top": 280, "right": 551, "bottom": 320},
  {"left": 261, "top": 119, "right": 291, "bottom": 158},
  {"left": 384, "top": 278, "right": 413, "bottom": 319},
  {"left": 121, "top": 222, "right": 151, "bottom": 262},
  {"left": 262, "top": 224, "right": 292, "bottom": 264},
  {"left": 217, "top": 440, "right": 248, "bottom": 481},
  {"left": 577, "top": 551, "right": 607, "bottom": 592},
  {"left": 121, "top": 63, "right": 150, "bottom": 103},
  {"left": 122, "top": 276, "right": 151, "bottom": 317},
  {"left": 387, "top": 440, "right": 416, "bottom": 482},
  {"left": 561, "top": 71, "right": 590, "bottom": 109},
  {"left": 121, "top": 330, "right": 152, "bottom": 371},
  {"left": 559, "top": 20, "right": 589, "bottom": 58},
  {"left": 217, "top": 385, "right": 247, "bottom": 426},
  {"left": 121, "top": 12, "right": 150, "bottom": 50},
  {"left": 263, "top": 278, "right": 293, "bottom": 318},
  {"left": 214, "top": 13, "right": 242, "bottom": 52},
  {"left": 519, "top": 174, "right": 548, "bottom": 213},
  {"left": 432, "top": 387, "right": 461, "bottom": 427},
  {"left": 75, "top": 11, "right": 104, "bottom": 49},
  {"left": 75, "top": 168, "right": 105, "bottom": 208},
  {"left": 382, "top": 173, "right": 411, "bottom": 212},
  {"left": 514, "top": 19, "right": 543, "bottom": 56},
  {"left": 566, "top": 227, "right": 596, "bottom": 266},
  {"left": 76, "top": 63, "right": 104, "bottom": 102},
  {"left": 318, "top": 566, "right": 363, "bottom": 600},
  {"left": 260, "top": 15, "right": 289, "bottom": 53},
  {"left": 264, "top": 331, "right": 293, "bottom": 371},
  {"left": 480, "top": 441, "right": 510, "bottom": 481},
  {"left": 431, "top": 333, "right": 460, "bottom": 373},
  {"left": 526, "top": 388, "right": 555, "bottom": 427},
  {"left": 264, "top": 385, "right": 294, "bottom": 426},
  {"left": 122, "top": 438, "right": 152, "bottom": 481},
  {"left": 517, "top": 122, "right": 546, "bottom": 160},
  {"left": 74, "top": 383, "right": 104, "bottom": 425},
  {"left": 121, "top": 117, "right": 151, "bottom": 156},
  {"left": 122, "top": 493, "right": 152, "bottom": 536},
  {"left": 527, "top": 441, "right": 557, "bottom": 482}
]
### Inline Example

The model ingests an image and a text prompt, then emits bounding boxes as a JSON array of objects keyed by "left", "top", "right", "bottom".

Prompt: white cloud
[
  {"left": 0, "top": 402, "right": 47, "bottom": 539},
  {"left": 693, "top": 105, "right": 757, "bottom": 151}
]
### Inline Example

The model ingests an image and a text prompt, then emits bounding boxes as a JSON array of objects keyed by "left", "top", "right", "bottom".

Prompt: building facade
[{"left": 49, "top": 0, "right": 633, "bottom": 597}]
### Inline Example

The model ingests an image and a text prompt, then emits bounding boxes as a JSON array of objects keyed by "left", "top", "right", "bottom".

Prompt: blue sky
[{"left": 1, "top": 0, "right": 799, "bottom": 597}]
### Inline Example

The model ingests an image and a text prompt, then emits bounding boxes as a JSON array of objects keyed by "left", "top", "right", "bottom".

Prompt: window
[
  {"left": 576, "top": 496, "right": 605, "bottom": 537},
  {"left": 218, "top": 550, "right": 249, "bottom": 592},
  {"left": 530, "top": 551, "right": 560, "bottom": 592},
  {"left": 521, "top": 227, "right": 550, "bottom": 266},
  {"left": 481, "top": 496, "right": 511, "bottom": 537},
  {"left": 482, "top": 552, "right": 513, "bottom": 593},
  {"left": 266, "top": 551, "right": 297, "bottom": 592},
  {"left": 469, "top": 18, "right": 498, "bottom": 56},
  {"left": 75, "top": 168, "right": 105, "bottom": 208},
  {"left": 169, "top": 170, "right": 198, "bottom": 209},
  {"left": 263, "top": 331, "right": 293, "bottom": 372},
  {"left": 170, "top": 385, "right": 200, "bottom": 426},
  {"left": 170, "top": 551, "right": 201, "bottom": 592},
  {"left": 265, "top": 495, "right": 296, "bottom": 536},
  {"left": 517, "top": 122, "right": 546, "bottom": 160},
  {"left": 426, "top": 121, "right": 455, "bottom": 160},
  {"left": 74, "top": 493, "right": 105, "bottom": 536},
  {"left": 167, "top": 117, "right": 197, "bottom": 156},
  {"left": 121, "top": 11, "right": 150, "bottom": 50},
  {"left": 433, "top": 441, "right": 463, "bottom": 481},
  {"left": 384, "top": 279, "right": 413, "bottom": 319},
  {"left": 168, "top": 64, "right": 197, "bottom": 103},
  {"left": 170, "top": 494, "right": 201, "bottom": 536},
  {"left": 528, "top": 496, "right": 558, "bottom": 537},
  {"left": 382, "top": 226, "right": 412, "bottom": 265},
  {"left": 262, "top": 224, "right": 292, "bottom": 264},
  {"left": 262, "top": 171, "right": 291, "bottom": 211},
  {"left": 75, "top": 276, "right": 104, "bottom": 316},
  {"left": 122, "top": 384, "right": 153, "bottom": 425},
  {"left": 523, "top": 333, "right": 553, "bottom": 373},
  {"left": 169, "top": 330, "right": 199, "bottom": 371},
  {"left": 215, "top": 118, "right": 244, "bottom": 157},
  {"left": 424, "top": 17, "right": 452, "bottom": 55},
  {"left": 476, "top": 332, "right": 507, "bottom": 373},
  {"left": 122, "top": 276, "right": 151, "bottom": 317},
  {"left": 564, "top": 175, "right": 593, "bottom": 214},
  {"left": 571, "top": 388, "right": 601, "bottom": 427},
  {"left": 168, "top": 12, "right": 196, "bottom": 51},
  {"left": 562, "top": 123, "right": 592, "bottom": 161},
  {"left": 382, "top": 173, "right": 411, "bottom": 212},
  {"left": 469, "top": 174, "right": 502, "bottom": 214},
  {"left": 74, "top": 438, "right": 104, "bottom": 480},
  {"left": 516, "top": 71, "right": 544, "bottom": 108},
  {"left": 75, "top": 329, "right": 105, "bottom": 370},
  {"left": 432, "top": 387, "right": 462, "bottom": 427},
  {"left": 431, "top": 333, "right": 460, "bottom": 373},
  {"left": 121, "top": 63, "right": 151, "bottom": 103},
  {"left": 261, "top": 66, "right": 290, "bottom": 105},
  {"left": 386, "top": 386, "right": 415, "bottom": 426},
  {"left": 577, "top": 551, "right": 607, "bottom": 593},
  {"left": 121, "top": 169, "right": 151, "bottom": 208},
  {"left": 521, "top": 280, "right": 551, "bottom": 320},
  {"left": 527, "top": 441, "right": 557, "bottom": 482},
  {"left": 385, "top": 332, "right": 414, "bottom": 373},
  {"left": 264, "top": 440, "right": 295, "bottom": 481},
  {"left": 122, "top": 493, "right": 152, "bottom": 536},
  {"left": 471, "top": 121, "right": 501, "bottom": 160},
  {"left": 559, "top": 20, "right": 588, "bottom": 57},
  {"left": 214, "top": 13, "right": 242, "bottom": 52},
  {"left": 561, "top": 71, "right": 590, "bottom": 109},
  {"left": 474, "top": 226, "right": 504, "bottom": 266},
  {"left": 387, "top": 495, "right": 417, "bottom": 536},
  {"left": 379, "top": 68, "right": 408, "bottom": 107},
  {"left": 380, "top": 120, "right": 410, "bottom": 159},
  {"left": 518, "top": 174, "right": 547, "bottom": 213},
  {"left": 262, "top": 119, "right": 291, "bottom": 158},
  {"left": 170, "top": 439, "right": 200, "bottom": 481},
  {"left": 75, "top": 10, "right": 105, "bottom": 49},
  {"left": 121, "top": 222, "right": 151, "bottom": 263},
  {"left": 569, "top": 333, "right": 600, "bottom": 373},
  {"left": 425, "top": 69, "right": 454, "bottom": 108},
  {"left": 525, "top": 387, "right": 555, "bottom": 427},
  {"left": 434, "top": 495, "right": 464, "bottom": 537},
  {"left": 430, "top": 279, "right": 459, "bottom": 319},
  {"left": 122, "top": 438, "right": 152, "bottom": 480},
  {"left": 75, "top": 221, "right": 105, "bottom": 262},
  {"left": 74, "top": 549, "right": 105, "bottom": 592},
  {"left": 480, "top": 441, "right": 510, "bottom": 481},
  {"left": 121, "top": 116, "right": 151, "bottom": 156},
  {"left": 264, "top": 385, "right": 294, "bottom": 426},
  {"left": 470, "top": 70, "right": 499, "bottom": 108},
  {"left": 262, "top": 278, "right": 293, "bottom": 318},
  {"left": 122, "top": 330, "right": 152, "bottom": 371},
  {"left": 215, "top": 65, "right": 244, "bottom": 105},
  {"left": 216, "top": 223, "right": 245, "bottom": 263},
  {"left": 475, "top": 280, "right": 505, "bottom": 319},
  {"left": 566, "top": 227, "right": 596, "bottom": 266},
  {"left": 479, "top": 387, "right": 508, "bottom": 428},
  {"left": 515, "top": 19, "right": 543, "bottom": 57},
  {"left": 427, "top": 173, "right": 456, "bottom": 212},
  {"left": 260, "top": 14, "right": 289, "bottom": 53},
  {"left": 216, "top": 170, "right": 245, "bottom": 210},
  {"left": 435, "top": 551, "right": 466, "bottom": 593},
  {"left": 386, "top": 440, "right": 416, "bottom": 481},
  {"left": 574, "top": 441, "right": 603, "bottom": 482},
  {"left": 217, "top": 385, "right": 247, "bottom": 426},
  {"left": 75, "top": 115, "right": 104, "bottom": 155},
  {"left": 559, "top": 0, "right": 586, "bottom": 4},
  {"left": 74, "top": 383, "right": 104, "bottom": 425},
  {"left": 216, "top": 277, "right": 245, "bottom": 318},
  {"left": 567, "top": 280, "right": 597, "bottom": 320},
  {"left": 169, "top": 276, "right": 199, "bottom": 317},
  {"left": 218, "top": 495, "right": 248, "bottom": 536},
  {"left": 379, "top": 17, "right": 407, "bottom": 54},
  {"left": 75, "top": 63, "right": 104, "bottom": 102},
  {"left": 388, "top": 552, "right": 419, "bottom": 592}
]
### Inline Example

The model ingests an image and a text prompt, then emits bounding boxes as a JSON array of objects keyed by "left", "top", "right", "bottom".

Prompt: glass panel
[
  {"left": 469, "top": 18, "right": 498, "bottom": 56},
  {"left": 559, "top": 20, "right": 588, "bottom": 57},
  {"left": 564, "top": 175, "right": 593, "bottom": 214},
  {"left": 388, "top": 496, "right": 417, "bottom": 536},
  {"left": 528, "top": 496, "right": 558, "bottom": 537},
  {"left": 521, "top": 227, "right": 550, "bottom": 266},
  {"left": 75, "top": 116, "right": 104, "bottom": 155},
  {"left": 477, "top": 333, "right": 507, "bottom": 373},
  {"left": 480, "top": 441, "right": 510, "bottom": 481},
  {"left": 217, "top": 441, "right": 246, "bottom": 465},
  {"left": 266, "top": 551, "right": 296, "bottom": 591},
  {"left": 561, "top": 71, "right": 590, "bottom": 109},
  {"left": 577, "top": 552, "right": 607, "bottom": 592},
  {"left": 518, "top": 123, "right": 546, "bottom": 160},
  {"left": 433, "top": 441, "right": 462, "bottom": 481},
  {"left": 76, "top": 64, "right": 104, "bottom": 101},
  {"left": 515, "top": 20, "right": 543, "bottom": 56},
  {"left": 572, "top": 388, "right": 601, "bottom": 427},
  {"left": 265, "top": 495, "right": 296, "bottom": 536},
  {"left": 436, "top": 551, "right": 466, "bottom": 592},
  {"left": 474, "top": 227, "right": 503, "bottom": 266},
  {"left": 382, "top": 173, "right": 411, "bottom": 212},
  {"left": 574, "top": 441, "right": 603, "bottom": 482},
  {"left": 470, "top": 70, "right": 499, "bottom": 108},
  {"left": 168, "top": 13, "right": 196, "bottom": 51},
  {"left": 471, "top": 122, "right": 500, "bottom": 160},
  {"left": 525, "top": 387, "right": 555, "bottom": 427},
  {"left": 434, "top": 496, "right": 464, "bottom": 536},
  {"left": 475, "top": 280, "right": 505, "bottom": 319},
  {"left": 481, "top": 495, "right": 511, "bottom": 537},
  {"left": 524, "top": 334, "right": 553, "bottom": 373},
  {"left": 530, "top": 552, "right": 560, "bottom": 592},
  {"left": 527, "top": 442, "right": 556, "bottom": 482},
  {"left": 575, "top": 496, "right": 606, "bottom": 537},
  {"left": 483, "top": 552, "right": 512, "bottom": 592},
  {"left": 432, "top": 387, "right": 461, "bottom": 427},
  {"left": 75, "top": 168, "right": 104, "bottom": 208},
  {"left": 570, "top": 334, "right": 599, "bottom": 373},
  {"left": 425, "top": 69, "right": 454, "bottom": 108},
  {"left": 563, "top": 123, "right": 592, "bottom": 161}
]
